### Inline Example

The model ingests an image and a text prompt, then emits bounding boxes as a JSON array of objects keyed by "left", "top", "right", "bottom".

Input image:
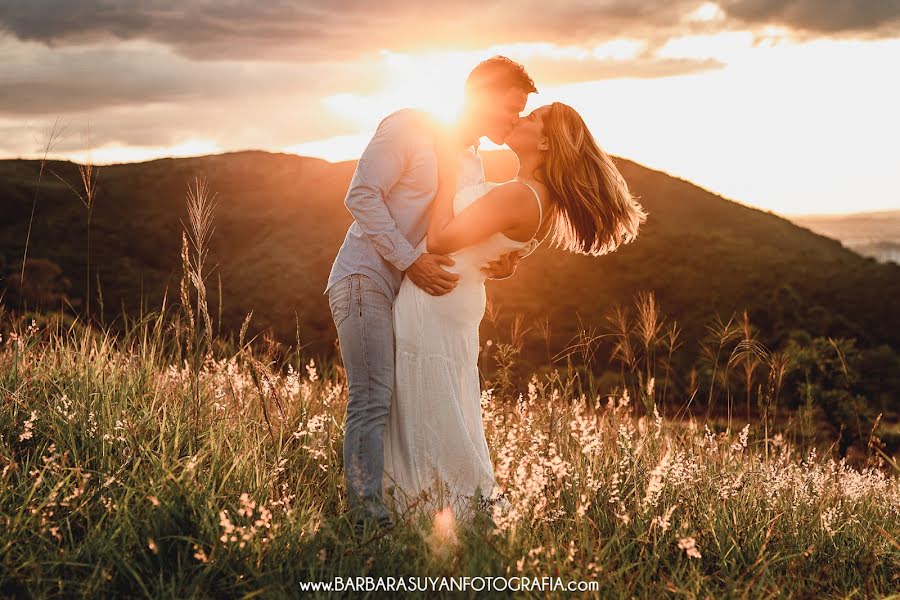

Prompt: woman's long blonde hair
[{"left": 537, "top": 102, "right": 648, "bottom": 256}]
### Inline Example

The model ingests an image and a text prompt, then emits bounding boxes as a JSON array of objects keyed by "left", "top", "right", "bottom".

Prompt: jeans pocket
[{"left": 328, "top": 276, "right": 352, "bottom": 329}]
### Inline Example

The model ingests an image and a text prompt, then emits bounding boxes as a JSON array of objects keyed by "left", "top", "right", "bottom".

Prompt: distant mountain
[
  {"left": 1, "top": 150, "right": 899, "bottom": 376},
  {"left": 788, "top": 210, "right": 900, "bottom": 265}
]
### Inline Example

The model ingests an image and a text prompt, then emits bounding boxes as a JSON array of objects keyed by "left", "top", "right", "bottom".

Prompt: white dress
[{"left": 382, "top": 180, "right": 544, "bottom": 524}]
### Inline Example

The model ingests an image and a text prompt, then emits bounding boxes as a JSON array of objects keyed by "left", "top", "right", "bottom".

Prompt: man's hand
[
  {"left": 405, "top": 253, "right": 460, "bottom": 296},
  {"left": 482, "top": 251, "right": 521, "bottom": 280}
]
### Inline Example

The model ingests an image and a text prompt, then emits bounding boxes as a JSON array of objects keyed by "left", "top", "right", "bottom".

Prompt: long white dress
[{"left": 382, "top": 180, "right": 543, "bottom": 524}]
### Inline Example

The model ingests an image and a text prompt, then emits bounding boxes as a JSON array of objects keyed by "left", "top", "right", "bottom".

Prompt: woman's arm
[
  {"left": 425, "top": 131, "right": 460, "bottom": 254},
  {"left": 426, "top": 180, "right": 538, "bottom": 255}
]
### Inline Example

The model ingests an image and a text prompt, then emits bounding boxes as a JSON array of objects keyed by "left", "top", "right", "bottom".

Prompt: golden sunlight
[
  {"left": 323, "top": 50, "right": 470, "bottom": 126},
  {"left": 686, "top": 2, "right": 725, "bottom": 23},
  {"left": 319, "top": 41, "right": 645, "bottom": 129},
  {"left": 424, "top": 505, "right": 459, "bottom": 558},
  {"left": 62, "top": 138, "right": 221, "bottom": 165}
]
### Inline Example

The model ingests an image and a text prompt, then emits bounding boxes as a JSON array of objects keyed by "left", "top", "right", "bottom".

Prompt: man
[{"left": 324, "top": 56, "right": 537, "bottom": 536}]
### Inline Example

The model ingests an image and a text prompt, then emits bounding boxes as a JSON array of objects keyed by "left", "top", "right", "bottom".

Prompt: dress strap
[{"left": 516, "top": 179, "right": 544, "bottom": 241}]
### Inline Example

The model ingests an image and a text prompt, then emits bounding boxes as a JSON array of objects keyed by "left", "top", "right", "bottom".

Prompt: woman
[{"left": 382, "top": 102, "right": 648, "bottom": 524}]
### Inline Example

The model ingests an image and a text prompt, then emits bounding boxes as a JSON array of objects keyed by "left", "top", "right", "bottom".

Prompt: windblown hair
[
  {"left": 538, "top": 102, "right": 648, "bottom": 256},
  {"left": 465, "top": 55, "right": 538, "bottom": 96}
]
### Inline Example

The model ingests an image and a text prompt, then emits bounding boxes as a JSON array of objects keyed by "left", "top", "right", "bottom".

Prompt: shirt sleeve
[{"left": 343, "top": 110, "right": 423, "bottom": 272}]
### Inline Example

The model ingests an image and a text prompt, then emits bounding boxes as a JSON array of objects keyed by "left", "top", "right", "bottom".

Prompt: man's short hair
[{"left": 465, "top": 56, "right": 538, "bottom": 96}]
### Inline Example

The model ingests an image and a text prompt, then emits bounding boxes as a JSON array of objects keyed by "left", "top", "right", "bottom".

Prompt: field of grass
[
  {"left": 2, "top": 159, "right": 898, "bottom": 598},
  {"left": 0, "top": 306, "right": 898, "bottom": 598}
]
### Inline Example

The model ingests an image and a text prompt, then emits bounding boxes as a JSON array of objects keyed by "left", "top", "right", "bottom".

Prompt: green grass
[{"left": 0, "top": 311, "right": 898, "bottom": 599}]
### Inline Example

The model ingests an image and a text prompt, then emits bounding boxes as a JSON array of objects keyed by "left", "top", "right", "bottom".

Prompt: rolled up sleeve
[{"left": 344, "top": 112, "right": 422, "bottom": 272}]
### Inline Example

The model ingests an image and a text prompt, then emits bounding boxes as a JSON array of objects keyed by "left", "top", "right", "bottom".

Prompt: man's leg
[{"left": 327, "top": 273, "right": 395, "bottom": 534}]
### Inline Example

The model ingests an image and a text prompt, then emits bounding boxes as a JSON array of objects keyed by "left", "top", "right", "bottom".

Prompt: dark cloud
[
  {"left": 0, "top": 90, "right": 359, "bottom": 158},
  {"left": 718, "top": 0, "right": 900, "bottom": 36},
  {"left": 0, "top": 38, "right": 384, "bottom": 115},
  {"left": 1, "top": 0, "right": 893, "bottom": 159},
  {"left": 1, "top": 0, "right": 896, "bottom": 65},
  {"left": 0, "top": 0, "right": 705, "bottom": 60}
]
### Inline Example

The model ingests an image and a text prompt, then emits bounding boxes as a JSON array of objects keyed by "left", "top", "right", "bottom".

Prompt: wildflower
[
  {"left": 618, "top": 388, "right": 630, "bottom": 409},
  {"left": 148, "top": 538, "right": 159, "bottom": 554},
  {"left": 185, "top": 455, "right": 199, "bottom": 472},
  {"left": 480, "top": 388, "right": 493, "bottom": 411},
  {"left": 652, "top": 404, "right": 663, "bottom": 438},
  {"left": 516, "top": 393, "right": 526, "bottom": 414},
  {"left": 19, "top": 411, "right": 37, "bottom": 442},
  {"left": 731, "top": 424, "right": 750, "bottom": 453},
  {"left": 703, "top": 425, "right": 717, "bottom": 453},
  {"left": 643, "top": 447, "right": 673, "bottom": 511},
  {"left": 238, "top": 493, "right": 256, "bottom": 517},
  {"left": 821, "top": 505, "right": 839, "bottom": 537},
  {"left": 305, "top": 359, "right": 319, "bottom": 382},
  {"left": 576, "top": 493, "right": 591, "bottom": 518},
  {"left": 192, "top": 543, "right": 209, "bottom": 563},
  {"left": 147, "top": 495, "right": 160, "bottom": 507},
  {"left": 678, "top": 537, "right": 702, "bottom": 559},
  {"left": 651, "top": 504, "right": 677, "bottom": 533},
  {"left": 527, "top": 377, "right": 538, "bottom": 403},
  {"left": 718, "top": 473, "right": 744, "bottom": 500},
  {"left": 219, "top": 510, "right": 236, "bottom": 543},
  {"left": 56, "top": 394, "right": 75, "bottom": 421}
]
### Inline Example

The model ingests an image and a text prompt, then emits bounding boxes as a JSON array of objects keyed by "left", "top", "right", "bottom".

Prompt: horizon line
[{"left": 2, "top": 148, "right": 897, "bottom": 220}]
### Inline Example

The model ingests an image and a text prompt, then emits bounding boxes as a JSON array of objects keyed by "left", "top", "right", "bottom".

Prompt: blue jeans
[{"left": 328, "top": 274, "right": 394, "bottom": 531}]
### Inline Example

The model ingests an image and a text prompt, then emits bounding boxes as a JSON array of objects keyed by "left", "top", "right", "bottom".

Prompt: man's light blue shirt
[{"left": 325, "top": 108, "right": 486, "bottom": 303}]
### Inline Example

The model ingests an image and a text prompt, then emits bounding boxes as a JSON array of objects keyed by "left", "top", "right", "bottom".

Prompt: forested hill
[{"left": 1, "top": 150, "right": 898, "bottom": 369}]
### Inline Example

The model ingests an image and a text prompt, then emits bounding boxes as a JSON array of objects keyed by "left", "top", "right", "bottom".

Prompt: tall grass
[
  {"left": 0, "top": 177, "right": 898, "bottom": 598},
  {"left": 18, "top": 117, "right": 68, "bottom": 306},
  {"left": 1, "top": 303, "right": 898, "bottom": 597},
  {"left": 49, "top": 125, "right": 100, "bottom": 323}
]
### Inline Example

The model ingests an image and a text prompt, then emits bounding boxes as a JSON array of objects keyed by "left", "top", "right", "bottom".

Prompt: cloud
[
  {"left": 1, "top": 0, "right": 896, "bottom": 66},
  {"left": 0, "top": 0, "right": 714, "bottom": 61},
  {"left": 0, "top": 37, "right": 385, "bottom": 116},
  {"left": 0, "top": 90, "right": 364, "bottom": 158},
  {"left": 1, "top": 1, "right": 892, "bottom": 161},
  {"left": 523, "top": 55, "right": 724, "bottom": 85},
  {"left": 718, "top": 0, "right": 900, "bottom": 36}
]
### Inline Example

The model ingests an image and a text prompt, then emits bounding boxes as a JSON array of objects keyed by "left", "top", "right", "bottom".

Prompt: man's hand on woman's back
[{"left": 405, "top": 253, "right": 460, "bottom": 296}]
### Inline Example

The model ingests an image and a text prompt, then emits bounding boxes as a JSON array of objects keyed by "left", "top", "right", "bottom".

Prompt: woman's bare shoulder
[{"left": 491, "top": 180, "right": 538, "bottom": 202}]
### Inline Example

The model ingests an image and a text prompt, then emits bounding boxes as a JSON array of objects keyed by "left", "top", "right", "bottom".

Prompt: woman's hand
[{"left": 481, "top": 251, "right": 521, "bottom": 280}]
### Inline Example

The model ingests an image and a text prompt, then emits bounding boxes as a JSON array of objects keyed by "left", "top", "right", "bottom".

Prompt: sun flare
[{"left": 323, "top": 50, "right": 471, "bottom": 127}]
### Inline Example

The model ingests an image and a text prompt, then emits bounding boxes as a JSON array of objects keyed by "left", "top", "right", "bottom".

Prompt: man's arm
[{"left": 344, "top": 111, "right": 421, "bottom": 272}]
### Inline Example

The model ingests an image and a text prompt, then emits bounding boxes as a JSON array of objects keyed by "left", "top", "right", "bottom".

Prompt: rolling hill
[
  {"left": 1, "top": 150, "right": 898, "bottom": 381},
  {"left": 789, "top": 210, "right": 900, "bottom": 265}
]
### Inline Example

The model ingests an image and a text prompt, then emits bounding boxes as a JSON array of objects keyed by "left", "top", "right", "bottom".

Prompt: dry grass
[{"left": 1, "top": 170, "right": 897, "bottom": 598}]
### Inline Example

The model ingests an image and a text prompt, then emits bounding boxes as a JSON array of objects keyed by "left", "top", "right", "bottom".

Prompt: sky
[{"left": 1, "top": 1, "right": 899, "bottom": 216}]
